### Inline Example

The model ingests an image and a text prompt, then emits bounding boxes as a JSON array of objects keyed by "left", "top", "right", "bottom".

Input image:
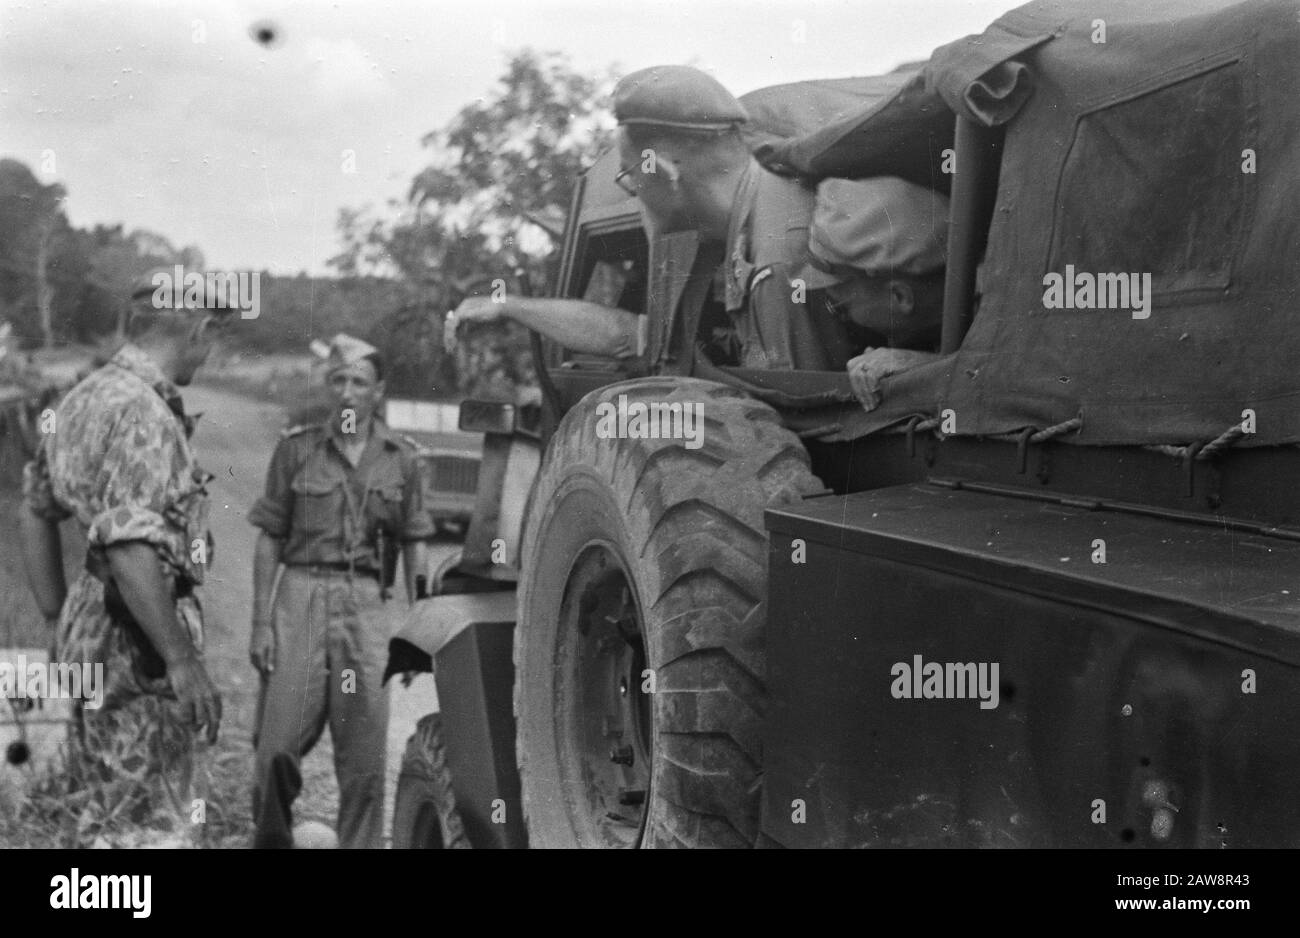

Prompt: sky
[{"left": 0, "top": 0, "right": 1016, "bottom": 276}]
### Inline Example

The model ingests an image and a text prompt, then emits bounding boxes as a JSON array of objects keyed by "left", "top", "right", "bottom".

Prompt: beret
[
  {"left": 613, "top": 65, "right": 749, "bottom": 131},
  {"left": 797, "top": 177, "right": 950, "bottom": 288}
]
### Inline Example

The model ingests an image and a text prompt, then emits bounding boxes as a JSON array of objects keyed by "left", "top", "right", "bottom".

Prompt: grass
[{"left": 0, "top": 732, "right": 257, "bottom": 848}]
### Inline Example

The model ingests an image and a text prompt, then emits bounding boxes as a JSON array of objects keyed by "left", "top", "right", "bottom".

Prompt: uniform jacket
[
  {"left": 248, "top": 416, "right": 434, "bottom": 573},
  {"left": 723, "top": 159, "right": 859, "bottom": 371}
]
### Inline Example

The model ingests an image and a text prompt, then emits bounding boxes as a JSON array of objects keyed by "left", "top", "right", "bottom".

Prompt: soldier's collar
[
  {"left": 110, "top": 342, "right": 172, "bottom": 391},
  {"left": 369, "top": 415, "right": 401, "bottom": 449},
  {"left": 109, "top": 343, "right": 197, "bottom": 436}
]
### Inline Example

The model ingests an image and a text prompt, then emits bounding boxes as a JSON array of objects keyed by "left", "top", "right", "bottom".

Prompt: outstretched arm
[{"left": 447, "top": 296, "right": 642, "bottom": 359}]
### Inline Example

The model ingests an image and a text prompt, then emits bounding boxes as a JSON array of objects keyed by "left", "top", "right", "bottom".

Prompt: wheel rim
[{"left": 559, "top": 541, "right": 653, "bottom": 848}]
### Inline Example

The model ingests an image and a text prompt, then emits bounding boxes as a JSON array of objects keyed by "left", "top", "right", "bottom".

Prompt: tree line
[{"left": 0, "top": 50, "right": 614, "bottom": 402}]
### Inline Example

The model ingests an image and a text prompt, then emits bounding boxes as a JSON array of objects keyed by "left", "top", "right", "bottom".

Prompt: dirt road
[{"left": 185, "top": 383, "right": 448, "bottom": 847}]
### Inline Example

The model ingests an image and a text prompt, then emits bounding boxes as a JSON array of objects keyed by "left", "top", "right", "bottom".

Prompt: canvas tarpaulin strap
[{"left": 759, "top": 0, "right": 1300, "bottom": 449}]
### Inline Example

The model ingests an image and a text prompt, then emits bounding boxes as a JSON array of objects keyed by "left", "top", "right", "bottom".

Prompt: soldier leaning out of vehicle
[
  {"left": 247, "top": 334, "right": 433, "bottom": 849},
  {"left": 796, "top": 177, "right": 948, "bottom": 411},
  {"left": 445, "top": 64, "right": 945, "bottom": 412}
]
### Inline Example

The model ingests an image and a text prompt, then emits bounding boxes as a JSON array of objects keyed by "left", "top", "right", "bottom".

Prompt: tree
[
  {"left": 0, "top": 159, "right": 67, "bottom": 347},
  {"left": 84, "top": 228, "right": 202, "bottom": 339},
  {"left": 0, "top": 160, "right": 209, "bottom": 349},
  {"left": 330, "top": 49, "right": 617, "bottom": 399}
]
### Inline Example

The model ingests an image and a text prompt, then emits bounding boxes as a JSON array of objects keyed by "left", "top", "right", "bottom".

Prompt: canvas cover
[
  {"left": 739, "top": 71, "right": 918, "bottom": 153},
  {"left": 760, "top": 0, "right": 1300, "bottom": 448},
  {"left": 578, "top": 73, "right": 917, "bottom": 220}
]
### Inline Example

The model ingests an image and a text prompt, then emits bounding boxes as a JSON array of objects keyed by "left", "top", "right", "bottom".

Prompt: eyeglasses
[{"left": 614, "top": 164, "right": 639, "bottom": 197}]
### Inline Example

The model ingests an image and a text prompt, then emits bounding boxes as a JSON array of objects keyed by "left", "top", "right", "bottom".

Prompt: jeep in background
[
  {"left": 383, "top": 398, "right": 481, "bottom": 537},
  {"left": 386, "top": 0, "right": 1300, "bottom": 849}
]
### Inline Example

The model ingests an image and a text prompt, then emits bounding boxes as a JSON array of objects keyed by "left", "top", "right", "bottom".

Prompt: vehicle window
[
  {"left": 559, "top": 227, "right": 648, "bottom": 368},
  {"left": 577, "top": 230, "right": 648, "bottom": 315},
  {"left": 1048, "top": 60, "right": 1250, "bottom": 298},
  {"left": 582, "top": 259, "right": 638, "bottom": 310}
]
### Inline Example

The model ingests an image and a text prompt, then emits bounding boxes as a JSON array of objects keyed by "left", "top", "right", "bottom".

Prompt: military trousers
[{"left": 251, "top": 566, "right": 391, "bottom": 849}]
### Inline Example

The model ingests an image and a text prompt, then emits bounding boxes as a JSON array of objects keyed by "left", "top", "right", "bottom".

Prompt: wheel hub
[{"left": 561, "top": 543, "right": 653, "bottom": 847}]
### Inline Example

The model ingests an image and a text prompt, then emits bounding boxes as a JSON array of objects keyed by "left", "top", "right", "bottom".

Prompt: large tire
[
  {"left": 514, "top": 377, "right": 823, "bottom": 848},
  {"left": 392, "top": 714, "right": 470, "bottom": 849}
]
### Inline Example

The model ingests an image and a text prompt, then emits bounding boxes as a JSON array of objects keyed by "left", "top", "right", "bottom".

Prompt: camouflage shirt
[
  {"left": 22, "top": 343, "right": 210, "bottom": 706},
  {"left": 23, "top": 343, "right": 212, "bottom": 583}
]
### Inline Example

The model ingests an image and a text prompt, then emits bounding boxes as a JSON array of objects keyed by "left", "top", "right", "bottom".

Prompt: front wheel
[
  {"left": 514, "top": 378, "right": 823, "bottom": 848},
  {"left": 392, "top": 714, "right": 470, "bottom": 849}
]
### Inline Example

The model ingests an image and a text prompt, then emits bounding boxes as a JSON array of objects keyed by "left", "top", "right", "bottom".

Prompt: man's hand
[
  {"left": 249, "top": 622, "right": 276, "bottom": 676},
  {"left": 167, "top": 652, "right": 222, "bottom": 744},
  {"left": 444, "top": 296, "right": 507, "bottom": 353},
  {"left": 847, "top": 348, "right": 939, "bottom": 411},
  {"left": 104, "top": 542, "right": 222, "bottom": 744}
]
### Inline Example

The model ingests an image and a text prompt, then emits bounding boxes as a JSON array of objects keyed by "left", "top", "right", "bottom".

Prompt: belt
[{"left": 290, "top": 562, "right": 381, "bottom": 580}]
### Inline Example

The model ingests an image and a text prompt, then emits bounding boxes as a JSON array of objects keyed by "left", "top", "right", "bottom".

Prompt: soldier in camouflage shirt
[{"left": 18, "top": 275, "right": 228, "bottom": 836}]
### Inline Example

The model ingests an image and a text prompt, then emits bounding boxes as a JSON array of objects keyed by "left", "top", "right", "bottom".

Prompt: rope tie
[
  {"left": 1196, "top": 423, "right": 1247, "bottom": 461},
  {"left": 1028, "top": 415, "right": 1084, "bottom": 444},
  {"left": 1144, "top": 422, "right": 1249, "bottom": 461}
]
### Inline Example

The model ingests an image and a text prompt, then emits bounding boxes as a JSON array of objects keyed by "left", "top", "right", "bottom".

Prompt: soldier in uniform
[
  {"left": 443, "top": 65, "right": 864, "bottom": 373},
  {"left": 17, "top": 271, "right": 226, "bottom": 835},
  {"left": 794, "top": 176, "right": 950, "bottom": 410},
  {"left": 247, "top": 334, "right": 433, "bottom": 849}
]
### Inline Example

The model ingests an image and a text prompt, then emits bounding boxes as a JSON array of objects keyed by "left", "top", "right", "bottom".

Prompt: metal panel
[
  {"left": 433, "top": 622, "right": 528, "bottom": 849},
  {"left": 761, "top": 484, "right": 1300, "bottom": 848},
  {"left": 460, "top": 436, "right": 537, "bottom": 579}
]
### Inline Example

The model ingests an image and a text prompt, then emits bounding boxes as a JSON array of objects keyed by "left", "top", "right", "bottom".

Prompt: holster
[{"left": 377, "top": 528, "right": 398, "bottom": 601}]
